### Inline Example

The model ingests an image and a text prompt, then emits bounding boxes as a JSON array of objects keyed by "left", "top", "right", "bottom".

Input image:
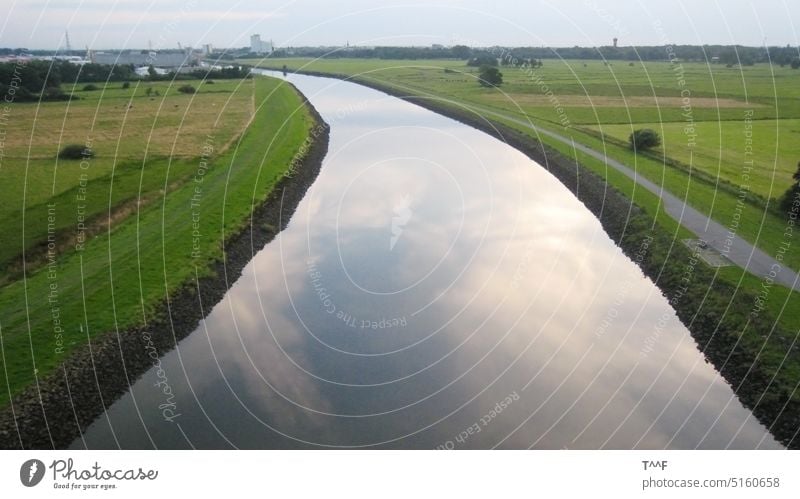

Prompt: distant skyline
[{"left": 1, "top": 0, "right": 798, "bottom": 50}]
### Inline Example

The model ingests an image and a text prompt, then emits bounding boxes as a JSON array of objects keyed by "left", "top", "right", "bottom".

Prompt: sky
[{"left": 0, "top": 0, "right": 798, "bottom": 50}]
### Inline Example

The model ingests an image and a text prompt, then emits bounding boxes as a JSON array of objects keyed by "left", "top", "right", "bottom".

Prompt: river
[{"left": 72, "top": 71, "right": 780, "bottom": 449}]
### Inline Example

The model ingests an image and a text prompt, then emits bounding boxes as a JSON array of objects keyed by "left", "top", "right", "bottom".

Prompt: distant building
[
  {"left": 93, "top": 50, "right": 192, "bottom": 68},
  {"left": 203, "top": 43, "right": 213, "bottom": 55},
  {"left": 250, "top": 34, "right": 272, "bottom": 54}
]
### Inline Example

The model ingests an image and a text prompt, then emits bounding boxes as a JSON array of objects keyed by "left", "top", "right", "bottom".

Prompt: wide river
[{"left": 73, "top": 71, "right": 780, "bottom": 449}]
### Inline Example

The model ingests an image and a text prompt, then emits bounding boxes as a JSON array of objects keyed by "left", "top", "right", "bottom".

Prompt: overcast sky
[{"left": 1, "top": 0, "right": 798, "bottom": 50}]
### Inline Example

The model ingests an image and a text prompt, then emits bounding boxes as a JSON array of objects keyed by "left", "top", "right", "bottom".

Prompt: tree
[
  {"left": 629, "top": 129, "right": 661, "bottom": 151},
  {"left": 147, "top": 65, "right": 157, "bottom": 79},
  {"left": 467, "top": 54, "right": 498, "bottom": 67},
  {"left": 779, "top": 162, "right": 800, "bottom": 219},
  {"left": 478, "top": 66, "right": 503, "bottom": 87},
  {"left": 58, "top": 144, "right": 94, "bottom": 160},
  {"left": 791, "top": 59, "right": 800, "bottom": 70},
  {"left": 718, "top": 49, "right": 739, "bottom": 66},
  {"left": 177, "top": 84, "right": 196, "bottom": 94},
  {"left": 451, "top": 45, "right": 471, "bottom": 59}
]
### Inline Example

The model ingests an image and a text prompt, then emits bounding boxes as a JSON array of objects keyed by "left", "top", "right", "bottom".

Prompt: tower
[
  {"left": 250, "top": 34, "right": 262, "bottom": 54},
  {"left": 613, "top": 37, "right": 618, "bottom": 48}
]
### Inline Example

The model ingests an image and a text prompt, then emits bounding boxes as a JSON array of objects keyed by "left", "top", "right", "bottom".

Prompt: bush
[
  {"left": 779, "top": 162, "right": 800, "bottom": 219},
  {"left": 478, "top": 66, "right": 503, "bottom": 87},
  {"left": 58, "top": 144, "right": 94, "bottom": 160},
  {"left": 791, "top": 59, "right": 800, "bottom": 70},
  {"left": 629, "top": 129, "right": 661, "bottom": 151},
  {"left": 121, "top": 81, "right": 130, "bottom": 89},
  {"left": 82, "top": 84, "right": 99, "bottom": 91},
  {"left": 177, "top": 84, "right": 196, "bottom": 94},
  {"left": 467, "top": 54, "right": 498, "bottom": 67},
  {"left": 43, "top": 86, "right": 71, "bottom": 101}
]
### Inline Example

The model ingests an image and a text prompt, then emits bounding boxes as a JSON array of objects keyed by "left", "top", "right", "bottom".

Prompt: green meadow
[
  {"left": 0, "top": 79, "right": 254, "bottom": 281},
  {"left": 0, "top": 76, "right": 313, "bottom": 406},
  {"left": 587, "top": 119, "right": 800, "bottom": 200}
]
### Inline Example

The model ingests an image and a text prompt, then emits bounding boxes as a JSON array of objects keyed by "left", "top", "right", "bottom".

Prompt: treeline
[
  {"left": 269, "top": 44, "right": 800, "bottom": 66},
  {"left": 0, "top": 60, "right": 250, "bottom": 102},
  {"left": 147, "top": 65, "right": 251, "bottom": 81},
  {"left": 0, "top": 60, "right": 137, "bottom": 101},
  {"left": 273, "top": 45, "right": 462, "bottom": 60},
  {"left": 508, "top": 45, "right": 800, "bottom": 66}
]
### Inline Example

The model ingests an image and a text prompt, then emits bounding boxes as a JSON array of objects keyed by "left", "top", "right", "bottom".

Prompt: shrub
[
  {"left": 779, "top": 162, "right": 800, "bottom": 219},
  {"left": 121, "top": 81, "right": 130, "bottom": 89},
  {"left": 177, "top": 84, "right": 196, "bottom": 94},
  {"left": 58, "top": 144, "right": 94, "bottom": 160},
  {"left": 43, "top": 86, "right": 70, "bottom": 101},
  {"left": 82, "top": 84, "right": 99, "bottom": 91},
  {"left": 467, "top": 54, "right": 498, "bottom": 67},
  {"left": 629, "top": 129, "right": 661, "bottom": 151},
  {"left": 478, "top": 66, "right": 503, "bottom": 87}
]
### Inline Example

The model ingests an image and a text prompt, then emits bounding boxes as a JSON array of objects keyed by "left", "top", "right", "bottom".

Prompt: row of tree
[
  {"left": 4, "top": 44, "right": 799, "bottom": 65},
  {"left": 0, "top": 60, "right": 250, "bottom": 102},
  {"left": 262, "top": 44, "right": 800, "bottom": 65},
  {"left": 0, "top": 60, "right": 138, "bottom": 101},
  {"left": 142, "top": 65, "right": 250, "bottom": 81},
  {"left": 0, "top": 60, "right": 137, "bottom": 102},
  {"left": 502, "top": 45, "right": 800, "bottom": 65}
]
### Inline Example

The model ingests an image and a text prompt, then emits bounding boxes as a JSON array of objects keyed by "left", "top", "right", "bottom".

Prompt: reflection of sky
[{"left": 75, "top": 72, "right": 781, "bottom": 450}]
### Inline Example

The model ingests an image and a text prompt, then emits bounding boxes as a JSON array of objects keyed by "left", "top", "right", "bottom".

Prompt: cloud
[{"left": 38, "top": 8, "right": 284, "bottom": 25}]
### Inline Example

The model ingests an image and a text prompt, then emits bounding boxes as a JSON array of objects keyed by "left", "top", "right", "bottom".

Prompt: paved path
[{"left": 462, "top": 103, "right": 800, "bottom": 292}]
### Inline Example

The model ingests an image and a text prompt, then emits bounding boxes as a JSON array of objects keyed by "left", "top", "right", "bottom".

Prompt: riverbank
[
  {"left": 256, "top": 67, "right": 799, "bottom": 448},
  {"left": 0, "top": 81, "right": 330, "bottom": 449}
]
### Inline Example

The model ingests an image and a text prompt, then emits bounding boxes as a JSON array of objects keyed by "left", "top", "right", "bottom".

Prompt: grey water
[{"left": 72, "top": 70, "right": 780, "bottom": 449}]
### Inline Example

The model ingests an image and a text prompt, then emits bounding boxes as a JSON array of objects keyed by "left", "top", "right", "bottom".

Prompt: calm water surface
[{"left": 73, "top": 71, "right": 780, "bottom": 449}]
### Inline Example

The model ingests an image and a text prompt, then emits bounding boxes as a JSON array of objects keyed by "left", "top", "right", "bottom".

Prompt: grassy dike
[
  {"left": 0, "top": 76, "right": 329, "bottom": 448},
  {"left": 253, "top": 67, "right": 800, "bottom": 448}
]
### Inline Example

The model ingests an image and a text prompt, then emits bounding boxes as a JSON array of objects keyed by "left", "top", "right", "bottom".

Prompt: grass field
[
  {"left": 0, "top": 75, "right": 313, "bottom": 406},
  {"left": 585, "top": 119, "right": 800, "bottom": 200},
  {"left": 4, "top": 80, "right": 252, "bottom": 160},
  {"left": 241, "top": 58, "right": 800, "bottom": 270},
  {"left": 0, "top": 79, "right": 254, "bottom": 282}
]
